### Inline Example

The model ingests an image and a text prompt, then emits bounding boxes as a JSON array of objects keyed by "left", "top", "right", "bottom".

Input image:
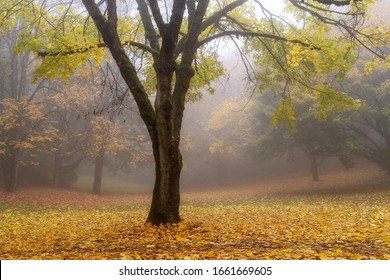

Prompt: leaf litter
[{"left": 0, "top": 169, "right": 389, "bottom": 260}]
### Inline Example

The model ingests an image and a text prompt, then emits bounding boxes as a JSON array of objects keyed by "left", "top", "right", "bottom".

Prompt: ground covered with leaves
[{"left": 0, "top": 168, "right": 389, "bottom": 260}]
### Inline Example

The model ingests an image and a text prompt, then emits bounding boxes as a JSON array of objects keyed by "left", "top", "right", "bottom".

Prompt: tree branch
[
  {"left": 201, "top": 0, "right": 248, "bottom": 33},
  {"left": 168, "top": 0, "right": 186, "bottom": 40},
  {"left": 304, "top": 1, "right": 364, "bottom": 16},
  {"left": 174, "top": 0, "right": 248, "bottom": 58},
  {"left": 198, "top": 30, "right": 321, "bottom": 50},
  {"left": 37, "top": 41, "right": 159, "bottom": 57},
  {"left": 136, "top": 0, "right": 160, "bottom": 57},
  {"left": 82, "top": 0, "right": 156, "bottom": 131},
  {"left": 172, "top": 0, "right": 210, "bottom": 139},
  {"left": 147, "top": 0, "right": 166, "bottom": 35},
  {"left": 288, "top": 0, "right": 388, "bottom": 59},
  {"left": 180, "top": 0, "right": 210, "bottom": 65},
  {"left": 106, "top": 0, "right": 118, "bottom": 30},
  {"left": 313, "top": 0, "right": 362, "bottom": 6},
  {"left": 186, "top": 0, "right": 196, "bottom": 26}
]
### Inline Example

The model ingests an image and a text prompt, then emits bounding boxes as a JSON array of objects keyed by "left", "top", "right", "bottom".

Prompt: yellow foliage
[
  {"left": 0, "top": 190, "right": 388, "bottom": 260},
  {"left": 0, "top": 97, "right": 58, "bottom": 154},
  {"left": 87, "top": 116, "right": 127, "bottom": 157}
]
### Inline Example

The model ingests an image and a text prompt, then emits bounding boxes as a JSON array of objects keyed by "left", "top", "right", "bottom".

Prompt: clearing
[{"left": 0, "top": 164, "right": 389, "bottom": 259}]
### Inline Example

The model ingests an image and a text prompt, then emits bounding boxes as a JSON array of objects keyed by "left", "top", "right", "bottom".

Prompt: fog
[
  {"left": 67, "top": 54, "right": 383, "bottom": 195},
  {"left": 1, "top": 44, "right": 388, "bottom": 195}
]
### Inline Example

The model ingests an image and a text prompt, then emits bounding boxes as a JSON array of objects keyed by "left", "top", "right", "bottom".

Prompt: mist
[{"left": 48, "top": 50, "right": 388, "bottom": 197}]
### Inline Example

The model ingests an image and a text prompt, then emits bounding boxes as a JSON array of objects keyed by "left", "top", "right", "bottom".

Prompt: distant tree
[
  {"left": 46, "top": 72, "right": 150, "bottom": 193},
  {"left": 0, "top": 97, "right": 57, "bottom": 191},
  {"left": 341, "top": 60, "right": 390, "bottom": 173},
  {"left": 250, "top": 90, "right": 356, "bottom": 181},
  {"left": 331, "top": 1, "right": 390, "bottom": 173},
  {"left": 0, "top": 17, "right": 56, "bottom": 192},
  {"left": 87, "top": 116, "right": 127, "bottom": 195},
  {"left": 50, "top": 119, "right": 84, "bottom": 189}
]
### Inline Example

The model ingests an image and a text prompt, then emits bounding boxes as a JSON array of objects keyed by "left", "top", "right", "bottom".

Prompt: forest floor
[{"left": 0, "top": 164, "right": 389, "bottom": 260}]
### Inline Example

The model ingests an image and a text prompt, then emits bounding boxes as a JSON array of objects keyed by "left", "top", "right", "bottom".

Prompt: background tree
[
  {"left": 341, "top": 59, "right": 390, "bottom": 173},
  {"left": 250, "top": 90, "right": 355, "bottom": 181},
  {"left": 87, "top": 116, "right": 127, "bottom": 195},
  {"left": 0, "top": 11, "right": 57, "bottom": 192},
  {"left": 0, "top": 97, "right": 57, "bottom": 191},
  {"left": 335, "top": 1, "right": 390, "bottom": 174},
  {"left": 45, "top": 71, "right": 150, "bottom": 193}
]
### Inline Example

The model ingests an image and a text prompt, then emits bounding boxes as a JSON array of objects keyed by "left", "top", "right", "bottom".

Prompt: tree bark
[
  {"left": 92, "top": 148, "right": 104, "bottom": 195},
  {"left": 147, "top": 137, "right": 182, "bottom": 224}
]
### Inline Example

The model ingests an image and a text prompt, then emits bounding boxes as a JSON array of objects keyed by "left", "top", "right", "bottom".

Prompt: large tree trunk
[
  {"left": 144, "top": 64, "right": 195, "bottom": 225},
  {"left": 147, "top": 137, "right": 182, "bottom": 224},
  {"left": 92, "top": 148, "right": 105, "bottom": 195}
]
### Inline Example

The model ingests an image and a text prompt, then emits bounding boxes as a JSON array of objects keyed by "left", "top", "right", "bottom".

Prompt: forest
[{"left": 0, "top": 0, "right": 389, "bottom": 260}]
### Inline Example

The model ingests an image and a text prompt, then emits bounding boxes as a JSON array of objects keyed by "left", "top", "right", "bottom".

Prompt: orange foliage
[{"left": 0, "top": 183, "right": 389, "bottom": 260}]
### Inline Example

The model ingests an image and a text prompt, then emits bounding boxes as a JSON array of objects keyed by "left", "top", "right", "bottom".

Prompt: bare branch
[
  {"left": 313, "top": 0, "right": 362, "bottom": 6},
  {"left": 198, "top": 30, "right": 321, "bottom": 50},
  {"left": 136, "top": 0, "right": 160, "bottom": 55},
  {"left": 200, "top": 0, "right": 248, "bottom": 33},
  {"left": 167, "top": 0, "right": 186, "bottom": 41},
  {"left": 147, "top": 0, "right": 166, "bottom": 35}
]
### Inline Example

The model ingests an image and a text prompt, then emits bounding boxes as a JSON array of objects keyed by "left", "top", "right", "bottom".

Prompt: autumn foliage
[{"left": 1, "top": 169, "right": 389, "bottom": 260}]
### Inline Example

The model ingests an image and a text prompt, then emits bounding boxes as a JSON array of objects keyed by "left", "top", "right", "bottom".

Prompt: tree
[
  {"left": 87, "top": 116, "right": 127, "bottom": 195},
  {"left": 20, "top": 0, "right": 390, "bottom": 224},
  {"left": 245, "top": 0, "right": 390, "bottom": 181},
  {"left": 334, "top": 1, "right": 390, "bottom": 173},
  {"left": 341, "top": 59, "right": 390, "bottom": 173},
  {"left": 250, "top": 90, "right": 355, "bottom": 181},
  {"left": 0, "top": 13, "right": 57, "bottom": 192},
  {"left": 0, "top": 97, "right": 57, "bottom": 191}
]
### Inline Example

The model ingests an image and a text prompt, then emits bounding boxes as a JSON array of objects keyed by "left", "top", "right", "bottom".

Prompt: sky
[{"left": 259, "top": 0, "right": 286, "bottom": 14}]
